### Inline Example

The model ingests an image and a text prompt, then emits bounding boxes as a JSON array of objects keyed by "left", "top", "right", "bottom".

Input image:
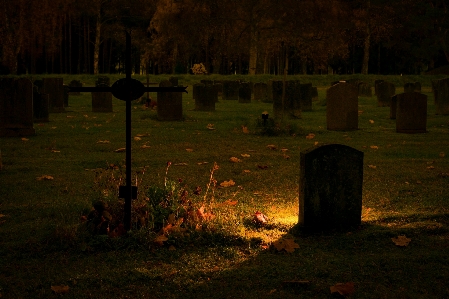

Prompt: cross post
[{"left": 69, "top": 31, "right": 187, "bottom": 231}]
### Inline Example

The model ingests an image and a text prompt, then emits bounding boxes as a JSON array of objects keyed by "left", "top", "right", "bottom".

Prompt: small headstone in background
[
  {"left": 157, "top": 80, "right": 183, "bottom": 121},
  {"left": 238, "top": 82, "right": 251, "bottom": 103},
  {"left": 374, "top": 79, "right": 384, "bottom": 96},
  {"left": 0, "top": 78, "right": 35, "bottom": 137},
  {"left": 396, "top": 92, "right": 428, "bottom": 133},
  {"left": 299, "top": 83, "right": 313, "bottom": 111},
  {"left": 326, "top": 82, "right": 358, "bottom": 131},
  {"left": 298, "top": 144, "right": 364, "bottom": 233},
  {"left": 92, "top": 78, "right": 112, "bottom": 112},
  {"left": 376, "top": 81, "right": 395, "bottom": 107},
  {"left": 68, "top": 80, "right": 82, "bottom": 95},
  {"left": 63, "top": 84, "right": 70, "bottom": 107},
  {"left": 311, "top": 86, "right": 319, "bottom": 101},
  {"left": 358, "top": 82, "right": 372, "bottom": 97},
  {"left": 42, "top": 78, "right": 65, "bottom": 113},
  {"left": 33, "top": 86, "right": 49, "bottom": 123},
  {"left": 194, "top": 83, "right": 215, "bottom": 111},
  {"left": 222, "top": 80, "right": 240, "bottom": 100},
  {"left": 192, "top": 83, "right": 202, "bottom": 100},
  {"left": 253, "top": 82, "right": 267, "bottom": 102},
  {"left": 433, "top": 78, "right": 449, "bottom": 115}
]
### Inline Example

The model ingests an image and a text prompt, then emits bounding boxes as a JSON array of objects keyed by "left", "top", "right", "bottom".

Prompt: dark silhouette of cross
[{"left": 69, "top": 32, "right": 187, "bottom": 231}]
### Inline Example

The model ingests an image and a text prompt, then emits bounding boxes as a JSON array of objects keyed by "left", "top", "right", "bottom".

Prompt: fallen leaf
[
  {"left": 243, "top": 169, "right": 251, "bottom": 173},
  {"left": 51, "top": 150, "right": 60, "bottom": 153},
  {"left": 197, "top": 161, "right": 209, "bottom": 165},
  {"left": 267, "top": 144, "right": 277, "bottom": 150},
  {"left": 392, "top": 235, "right": 411, "bottom": 247},
  {"left": 370, "top": 145, "right": 379, "bottom": 149},
  {"left": 154, "top": 234, "right": 168, "bottom": 246},
  {"left": 258, "top": 165, "right": 268, "bottom": 169},
  {"left": 281, "top": 148, "right": 288, "bottom": 152},
  {"left": 306, "top": 133, "right": 315, "bottom": 139},
  {"left": 440, "top": 152, "right": 445, "bottom": 158},
  {"left": 253, "top": 211, "right": 268, "bottom": 225},
  {"left": 114, "top": 148, "right": 126, "bottom": 153},
  {"left": 206, "top": 124, "right": 215, "bottom": 130},
  {"left": 273, "top": 238, "right": 300, "bottom": 253},
  {"left": 134, "top": 137, "right": 142, "bottom": 141},
  {"left": 427, "top": 166, "right": 435, "bottom": 170},
  {"left": 168, "top": 245, "right": 176, "bottom": 251},
  {"left": 186, "top": 148, "right": 194, "bottom": 152},
  {"left": 66, "top": 115, "right": 75, "bottom": 118},
  {"left": 21, "top": 138, "right": 29, "bottom": 141},
  {"left": 37, "top": 175, "right": 54, "bottom": 181},
  {"left": 51, "top": 285, "right": 70, "bottom": 294},
  {"left": 140, "top": 145, "right": 151, "bottom": 149},
  {"left": 220, "top": 180, "right": 235, "bottom": 187},
  {"left": 330, "top": 282, "right": 355, "bottom": 296},
  {"left": 97, "top": 140, "right": 110, "bottom": 144},
  {"left": 241, "top": 154, "right": 251, "bottom": 158},
  {"left": 222, "top": 199, "right": 238, "bottom": 206},
  {"left": 174, "top": 163, "right": 188, "bottom": 166},
  {"left": 242, "top": 126, "right": 249, "bottom": 133},
  {"left": 314, "top": 141, "right": 319, "bottom": 146},
  {"left": 368, "top": 165, "right": 377, "bottom": 169},
  {"left": 369, "top": 119, "right": 374, "bottom": 124},
  {"left": 83, "top": 114, "right": 89, "bottom": 118},
  {"left": 230, "top": 157, "right": 241, "bottom": 163},
  {"left": 196, "top": 206, "right": 215, "bottom": 221},
  {"left": 136, "top": 133, "right": 149, "bottom": 137}
]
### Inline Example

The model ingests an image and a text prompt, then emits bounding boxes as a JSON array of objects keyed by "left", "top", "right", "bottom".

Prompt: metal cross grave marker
[{"left": 69, "top": 31, "right": 187, "bottom": 231}]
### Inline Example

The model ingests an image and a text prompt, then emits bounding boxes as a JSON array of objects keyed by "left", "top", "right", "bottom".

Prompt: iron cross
[{"left": 69, "top": 31, "right": 187, "bottom": 231}]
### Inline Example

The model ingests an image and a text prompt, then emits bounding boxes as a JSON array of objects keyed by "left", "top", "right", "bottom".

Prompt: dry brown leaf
[
  {"left": 229, "top": 157, "right": 241, "bottom": 163},
  {"left": 314, "top": 141, "right": 319, "bottom": 146},
  {"left": 206, "top": 124, "right": 215, "bottom": 130},
  {"left": 220, "top": 180, "right": 235, "bottom": 187},
  {"left": 197, "top": 161, "right": 209, "bottom": 165},
  {"left": 243, "top": 169, "right": 251, "bottom": 173},
  {"left": 154, "top": 234, "right": 168, "bottom": 246},
  {"left": 267, "top": 144, "right": 277, "bottom": 150},
  {"left": 253, "top": 211, "right": 268, "bottom": 225},
  {"left": 281, "top": 148, "right": 288, "bottom": 152},
  {"left": 330, "top": 282, "right": 355, "bottom": 296},
  {"left": 51, "top": 150, "right": 60, "bottom": 153},
  {"left": 370, "top": 145, "right": 379, "bottom": 149},
  {"left": 140, "top": 145, "right": 151, "bottom": 149},
  {"left": 114, "top": 148, "right": 126, "bottom": 152},
  {"left": 37, "top": 175, "right": 54, "bottom": 181},
  {"left": 258, "top": 165, "right": 268, "bottom": 169},
  {"left": 168, "top": 245, "right": 176, "bottom": 251},
  {"left": 134, "top": 137, "right": 142, "bottom": 141},
  {"left": 97, "top": 140, "right": 110, "bottom": 144},
  {"left": 306, "top": 133, "right": 315, "bottom": 139},
  {"left": 173, "top": 162, "right": 188, "bottom": 166},
  {"left": 242, "top": 126, "right": 249, "bottom": 133},
  {"left": 368, "top": 165, "right": 377, "bottom": 169},
  {"left": 196, "top": 206, "right": 215, "bottom": 221},
  {"left": 427, "top": 166, "right": 435, "bottom": 170},
  {"left": 369, "top": 119, "right": 374, "bottom": 124},
  {"left": 439, "top": 152, "right": 445, "bottom": 158},
  {"left": 392, "top": 235, "right": 411, "bottom": 247},
  {"left": 51, "top": 285, "right": 70, "bottom": 294},
  {"left": 222, "top": 199, "right": 238, "bottom": 206},
  {"left": 186, "top": 148, "right": 194, "bottom": 152},
  {"left": 273, "top": 238, "right": 300, "bottom": 253},
  {"left": 241, "top": 154, "right": 251, "bottom": 158},
  {"left": 21, "top": 138, "right": 29, "bottom": 141}
]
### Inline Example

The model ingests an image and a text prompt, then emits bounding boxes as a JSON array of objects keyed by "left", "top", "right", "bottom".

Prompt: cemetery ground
[{"left": 1, "top": 75, "right": 449, "bottom": 298}]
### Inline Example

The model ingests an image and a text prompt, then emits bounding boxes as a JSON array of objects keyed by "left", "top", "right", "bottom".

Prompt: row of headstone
[
  {"left": 390, "top": 92, "right": 427, "bottom": 133},
  {"left": 326, "top": 82, "right": 359, "bottom": 131}
]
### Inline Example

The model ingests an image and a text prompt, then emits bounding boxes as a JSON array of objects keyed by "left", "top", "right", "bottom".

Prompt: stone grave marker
[
  {"left": 194, "top": 83, "right": 215, "bottom": 111},
  {"left": 157, "top": 80, "right": 183, "bottom": 120},
  {"left": 238, "top": 82, "right": 251, "bottom": 103},
  {"left": 374, "top": 79, "right": 384, "bottom": 95},
  {"left": 92, "top": 78, "right": 113, "bottom": 112},
  {"left": 42, "top": 78, "right": 65, "bottom": 113},
  {"left": 299, "top": 83, "right": 313, "bottom": 111},
  {"left": 69, "top": 80, "right": 82, "bottom": 95},
  {"left": 0, "top": 78, "right": 35, "bottom": 136},
  {"left": 223, "top": 80, "right": 239, "bottom": 100},
  {"left": 358, "top": 82, "right": 372, "bottom": 97},
  {"left": 326, "top": 82, "right": 358, "bottom": 131},
  {"left": 376, "top": 81, "right": 395, "bottom": 107},
  {"left": 33, "top": 86, "right": 49, "bottom": 123},
  {"left": 433, "top": 78, "right": 449, "bottom": 115},
  {"left": 311, "top": 86, "right": 319, "bottom": 101},
  {"left": 298, "top": 144, "right": 364, "bottom": 233},
  {"left": 253, "top": 82, "right": 267, "bottom": 102},
  {"left": 396, "top": 92, "right": 428, "bottom": 133},
  {"left": 63, "top": 84, "right": 70, "bottom": 107}
]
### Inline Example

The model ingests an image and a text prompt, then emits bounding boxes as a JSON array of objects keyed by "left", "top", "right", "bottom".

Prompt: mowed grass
[{"left": 1, "top": 75, "right": 449, "bottom": 298}]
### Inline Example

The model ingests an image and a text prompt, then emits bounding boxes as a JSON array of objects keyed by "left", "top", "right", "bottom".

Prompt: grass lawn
[{"left": 1, "top": 75, "right": 449, "bottom": 298}]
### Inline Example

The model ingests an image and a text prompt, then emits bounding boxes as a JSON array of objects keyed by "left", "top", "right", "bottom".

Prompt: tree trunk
[
  {"left": 248, "top": 26, "right": 259, "bottom": 75},
  {"left": 93, "top": 9, "right": 101, "bottom": 75},
  {"left": 361, "top": 0, "right": 371, "bottom": 75}
]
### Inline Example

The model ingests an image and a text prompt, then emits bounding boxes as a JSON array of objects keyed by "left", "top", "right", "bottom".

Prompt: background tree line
[{"left": 1, "top": 0, "right": 448, "bottom": 75}]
